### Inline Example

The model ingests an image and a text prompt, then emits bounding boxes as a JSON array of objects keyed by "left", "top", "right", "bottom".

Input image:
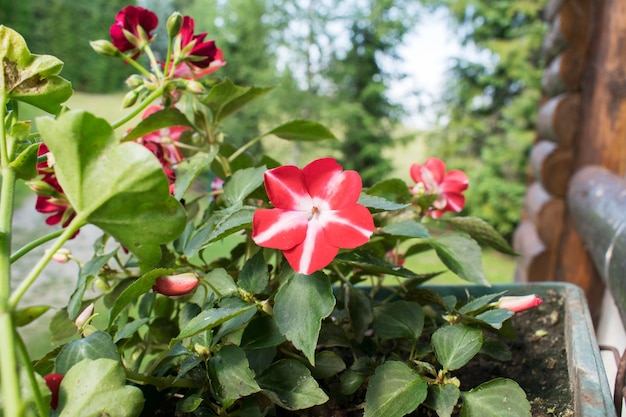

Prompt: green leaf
[
  {"left": 458, "top": 292, "right": 506, "bottom": 314},
  {"left": 57, "top": 358, "right": 144, "bottom": 417},
  {"left": 383, "top": 221, "right": 430, "bottom": 238},
  {"left": 241, "top": 316, "right": 286, "bottom": 349},
  {"left": 14, "top": 305, "right": 50, "bottom": 327},
  {"left": 49, "top": 308, "right": 78, "bottom": 345},
  {"left": 265, "top": 119, "right": 336, "bottom": 142},
  {"left": 274, "top": 271, "right": 335, "bottom": 365},
  {"left": 432, "top": 325, "right": 482, "bottom": 371},
  {"left": 204, "top": 267, "right": 238, "bottom": 297},
  {"left": 0, "top": 367, "right": 50, "bottom": 417},
  {"left": 346, "top": 285, "right": 373, "bottom": 343},
  {"left": 185, "top": 205, "right": 255, "bottom": 256},
  {"left": 174, "top": 151, "right": 217, "bottom": 200},
  {"left": 202, "top": 78, "right": 274, "bottom": 123},
  {"left": 257, "top": 359, "right": 329, "bottom": 410},
  {"left": 208, "top": 345, "right": 261, "bottom": 407},
  {"left": 447, "top": 217, "right": 517, "bottom": 256},
  {"left": 425, "top": 383, "right": 460, "bottom": 417},
  {"left": 239, "top": 251, "right": 269, "bottom": 294},
  {"left": 121, "top": 107, "right": 194, "bottom": 142},
  {"left": 311, "top": 351, "right": 346, "bottom": 379},
  {"left": 363, "top": 361, "right": 427, "bottom": 417},
  {"left": 373, "top": 300, "right": 424, "bottom": 341},
  {"left": 428, "top": 234, "right": 489, "bottom": 285},
  {"left": 68, "top": 249, "right": 118, "bottom": 320},
  {"left": 55, "top": 331, "right": 120, "bottom": 375},
  {"left": 480, "top": 337, "right": 512, "bottom": 361},
  {"left": 223, "top": 165, "right": 266, "bottom": 205},
  {"left": 334, "top": 250, "right": 436, "bottom": 281},
  {"left": 37, "top": 111, "right": 187, "bottom": 268},
  {"left": 0, "top": 26, "right": 72, "bottom": 114},
  {"left": 460, "top": 378, "right": 531, "bottom": 417},
  {"left": 365, "top": 178, "right": 414, "bottom": 203},
  {"left": 108, "top": 268, "right": 173, "bottom": 327},
  {"left": 175, "top": 305, "right": 255, "bottom": 341},
  {"left": 10, "top": 142, "right": 38, "bottom": 180},
  {"left": 358, "top": 193, "right": 409, "bottom": 211},
  {"left": 475, "top": 309, "right": 514, "bottom": 330},
  {"left": 114, "top": 318, "right": 150, "bottom": 343}
]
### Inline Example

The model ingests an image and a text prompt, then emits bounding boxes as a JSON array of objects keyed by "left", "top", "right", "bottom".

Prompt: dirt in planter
[{"left": 452, "top": 288, "right": 574, "bottom": 417}]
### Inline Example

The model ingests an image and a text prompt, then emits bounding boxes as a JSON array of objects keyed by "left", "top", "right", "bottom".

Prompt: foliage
[
  {"left": 0, "top": 7, "right": 540, "bottom": 417},
  {"left": 427, "top": 0, "right": 547, "bottom": 239}
]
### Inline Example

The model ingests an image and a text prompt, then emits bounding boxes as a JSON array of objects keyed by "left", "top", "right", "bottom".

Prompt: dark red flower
[
  {"left": 32, "top": 144, "right": 76, "bottom": 230},
  {"left": 43, "top": 373, "right": 63, "bottom": 410},
  {"left": 252, "top": 158, "right": 375, "bottom": 275},
  {"left": 134, "top": 105, "right": 187, "bottom": 194},
  {"left": 110, "top": 6, "right": 158, "bottom": 58},
  {"left": 171, "top": 16, "right": 226, "bottom": 79},
  {"left": 410, "top": 157, "right": 469, "bottom": 219}
]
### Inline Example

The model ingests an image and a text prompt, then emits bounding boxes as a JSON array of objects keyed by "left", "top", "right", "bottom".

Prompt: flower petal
[
  {"left": 444, "top": 192, "right": 465, "bottom": 213},
  {"left": 423, "top": 158, "right": 447, "bottom": 184},
  {"left": 441, "top": 170, "right": 469, "bottom": 193},
  {"left": 319, "top": 205, "right": 374, "bottom": 248},
  {"left": 264, "top": 165, "right": 313, "bottom": 211},
  {"left": 304, "top": 158, "right": 362, "bottom": 209},
  {"left": 252, "top": 209, "right": 309, "bottom": 250},
  {"left": 283, "top": 220, "right": 339, "bottom": 275}
]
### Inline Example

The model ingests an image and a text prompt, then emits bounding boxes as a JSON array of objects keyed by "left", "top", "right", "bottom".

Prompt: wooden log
[
  {"left": 524, "top": 181, "right": 565, "bottom": 247},
  {"left": 542, "top": 0, "right": 591, "bottom": 63},
  {"left": 512, "top": 220, "right": 553, "bottom": 282},
  {"left": 568, "top": 166, "right": 626, "bottom": 324},
  {"left": 529, "top": 140, "right": 574, "bottom": 198},
  {"left": 536, "top": 93, "right": 581, "bottom": 146},
  {"left": 541, "top": 48, "right": 585, "bottom": 96}
]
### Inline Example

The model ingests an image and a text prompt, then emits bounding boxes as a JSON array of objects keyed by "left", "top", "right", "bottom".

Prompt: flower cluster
[{"left": 0, "top": 6, "right": 546, "bottom": 417}]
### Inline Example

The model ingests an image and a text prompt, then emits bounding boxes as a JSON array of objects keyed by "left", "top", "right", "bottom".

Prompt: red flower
[
  {"left": 252, "top": 158, "right": 375, "bottom": 275},
  {"left": 135, "top": 105, "right": 187, "bottom": 194},
  {"left": 32, "top": 144, "right": 76, "bottom": 230},
  {"left": 497, "top": 294, "right": 543, "bottom": 313},
  {"left": 110, "top": 6, "right": 158, "bottom": 58},
  {"left": 43, "top": 373, "right": 63, "bottom": 410},
  {"left": 410, "top": 157, "right": 469, "bottom": 219},
  {"left": 170, "top": 16, "right": 226, "bottom": 79}
]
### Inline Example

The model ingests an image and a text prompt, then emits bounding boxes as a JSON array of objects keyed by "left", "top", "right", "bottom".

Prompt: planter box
[{"left": 425, "top": 282, "right": 616, "bottom": 417}]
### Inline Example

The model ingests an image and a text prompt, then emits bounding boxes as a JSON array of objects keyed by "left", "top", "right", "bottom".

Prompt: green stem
[
  {"left": 15, "top": 332, "right": 47, "bottom": 417},
  {"left": 227, "top": 134, "right": 264, "bottom": 163},
  {"left": 111, "top": 87, "right": 165, "bottom": 130},
  {"left": 10, "top": 229, "right": 63, "bottom": 264},
  {"left": 118, "top": 52, "right": 154, "bottom": 79},
  {"left": 8, "top": 217, "right": 84, "bottom": 310}
]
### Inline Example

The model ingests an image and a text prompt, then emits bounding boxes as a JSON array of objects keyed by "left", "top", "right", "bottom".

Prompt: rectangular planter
[{"left": 424, "top": 282, "right": 616, "bottom": 417}]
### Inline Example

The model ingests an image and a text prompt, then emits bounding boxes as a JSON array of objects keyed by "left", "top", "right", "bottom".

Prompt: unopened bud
[
  {"left": 153, "top": 273, "right": 200, "bottom": 297},
  {"left": 125, "top": 74, "right": 145, "bottom": 88},
  {"left": 497, "top": 294, "right": 543, "bottom": 313},
  {"left": 46, "top": 248, "right": 71, "bottom": 264},
  {"left": 43, "top": 373, "right": 64, "bottom": 410},
  {"left": 167, "top": 12, "right": 183, "bottom": 38},
  {"left": 90, "top": 40, "right": 119, "bottom": 57},
  {"left": 122, "top": 89, "right": 140, "bottom": 108},
  {"left": 75, "top": 303, "right": 95, "bottom": 328},
  {"left": 184, "top": 79, "right": 205, "bottom": 94},
  {"left": 27, "top": 180, "right": 57, "bottom": 197}
]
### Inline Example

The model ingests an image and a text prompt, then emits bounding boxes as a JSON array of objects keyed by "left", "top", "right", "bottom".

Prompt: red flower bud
[
  {"left": 497, "top": 294, "right": 543, "bottom": 312},
  {"left": 153, "top": 273, "right": 199, "bottom": 296},
  {"left": 43, "top": 373, "right": 63, "bottom": 410}
]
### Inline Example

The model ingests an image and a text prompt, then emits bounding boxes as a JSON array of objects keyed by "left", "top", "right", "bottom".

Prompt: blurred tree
[{"left": 428, "top": 0, "right": 547, "bottom": 239}]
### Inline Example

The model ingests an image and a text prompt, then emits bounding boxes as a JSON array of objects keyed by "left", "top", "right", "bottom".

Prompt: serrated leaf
[
  {"left": 311, "top": 351, "right": 346, "bottom": 379},
  {"left": 0, "top": 25, "right": 72, "bottom": 114},
  {"left": 239, "top": 250, "right": 269, "bottom": 294},
  {"left": 174, "top": 151, "right": 217, "bottom": 200},
  {"left": 363, "top": 361, "right": 427, "bottom": 417},
  {"left": 383, "top": 221, "right": 430, "bottom": 238},
  {"left": 37, "top": 111, "right": 187, "bottom": 268},
  {"left": 265, "top": 119, "right": 336, "bottom": 142},
  {"left": 274, "top": 271, "right": 335, "bottom": 365},
  {"left": 121, "top": 107, "right": 194, "bottom": 142},
  {"left": 202, "top": 78, "right": 274, "bottom": 123},
  {"left": 426, "top": 383, "right": 460, "bottom": 417},
  {"left": 208, "top": 345, "right": 261, "bottom": 407},
  {"left": 57, "top": 358, "right": 144, "bottom": 417},
  {"left": 447, "top": 217, "right": 517, "bottom": 256},
  {"left": 241, "top": 316, "right": 286, "bottom": 349},
  {"left": 114, "top": 318, "right": 150, "bottom": 343},
  {"left": 432, "top": 325, "right": 482, "bottom": 371},
  {"left": 428, "top": 234, "right": 489, "bottom": 285},
  {"left": 55, "top": 331, "right": 120, "bottom": 375},
  {"left": 458, "top": 292, "right": 507, "bottom": 314},
  {"left": 475, "top": 309, "right": 514, "bottom": 329},
  {"left": 204, "top": 267, "right": 238, "bottom": 297},
  {"left": 108, "top": 268, "right": 173, "bottom": 327},
  {"left": 373, "top": 300, "right": 424, "bottom": 341},
  {"left": 223, "top": 166, "right": 265, "bottom": 205},
  {"left": 358, "top": 193, "right": 410, "bottom": 211},
  {"left": 257, "top": 359, "right": 328, "bottom": 410},
  {"left": 460, "top": 378, "right": 531, "bottom": 417},
  {"left": 175, "top": 305, "right": 255, "bottom": 341}
]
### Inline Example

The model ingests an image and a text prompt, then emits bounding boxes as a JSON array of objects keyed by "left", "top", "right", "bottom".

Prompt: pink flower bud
[
  {"left": 75, "top": 303, "right": 95, "bottom": 328},
  {"left": 46, "top": 248, "right": 71, "bottom": 264},
  {"left": 497, "top": 294, "right": 543, "bottom": 312},
  {"left": 43, "top": 373, "right": 63, "bottom": 410},
  {"left": 153, "top": 273, "right": 199, "bottom": 296}
]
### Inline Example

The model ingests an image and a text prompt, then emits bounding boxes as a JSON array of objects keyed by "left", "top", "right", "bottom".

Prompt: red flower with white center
[
  {"left": 134, "top": 105, "right": 187, "bottom": 194},
  {"left": 410, "top": 157, "right": 469, "bottom": 219},
  {"left": 31, "top": 144, "right": 77, "bottom": 231},
  {"left": 170, "top": 16, "right": 226, "bottom": 79},
  {"left": 497, "top": 294, "right": 543, "bottom": 313},
  {"left": 252, "top": 158, "right": 375, "bottom": 275},
  {"left": 110, "top": 5, "right": 158, "bottom": 59}
]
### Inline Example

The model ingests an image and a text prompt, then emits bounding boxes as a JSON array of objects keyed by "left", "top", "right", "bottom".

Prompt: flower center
[{"left": 309, "top": 206, "right": 320, "bottom": 221}]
